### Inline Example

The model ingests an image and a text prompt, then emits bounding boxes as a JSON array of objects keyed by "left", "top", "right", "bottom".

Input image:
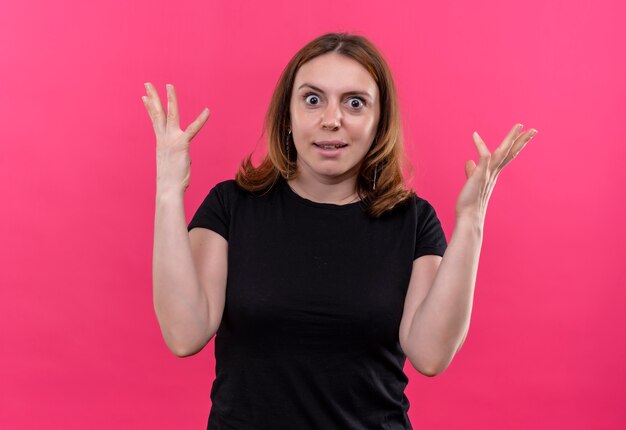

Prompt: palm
[
  {"left": 455, "top": 124, "right": 538, "bottom": 223},
  {"left": 142, "top": 82, "right": 210, "bottom": 193}
]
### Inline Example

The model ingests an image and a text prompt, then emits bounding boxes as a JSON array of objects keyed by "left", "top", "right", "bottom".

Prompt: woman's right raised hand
[{"left": 142, "top": 83, "right": 210, "bottom": 195}]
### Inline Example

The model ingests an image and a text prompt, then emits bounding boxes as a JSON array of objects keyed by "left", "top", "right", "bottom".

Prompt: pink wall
[{"left": 1, "top": 0, "right": 624, "bottom": 428}]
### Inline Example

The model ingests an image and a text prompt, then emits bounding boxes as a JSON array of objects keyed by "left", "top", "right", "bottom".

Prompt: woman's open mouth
[{"left": 313, "top": 142, "right": 348, "bottom": 156}]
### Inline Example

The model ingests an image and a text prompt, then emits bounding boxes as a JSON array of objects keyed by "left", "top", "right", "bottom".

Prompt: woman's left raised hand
[{"left": 455, "top": 123, "right": 538, "bottom": 225}]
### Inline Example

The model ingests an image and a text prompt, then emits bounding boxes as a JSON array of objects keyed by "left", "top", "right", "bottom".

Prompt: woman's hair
[{"left": 235, "top": 32, "right": 415, "bottom": 218}]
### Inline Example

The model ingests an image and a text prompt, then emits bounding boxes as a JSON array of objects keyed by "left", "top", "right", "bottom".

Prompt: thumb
[{"left": 464, "top": 160, "right": 477, "bottom": 179}]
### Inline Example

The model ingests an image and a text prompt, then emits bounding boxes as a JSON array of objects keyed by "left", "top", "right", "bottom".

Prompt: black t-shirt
[{"left": 187, "top": 177, "right": 448, "bottom": 430}]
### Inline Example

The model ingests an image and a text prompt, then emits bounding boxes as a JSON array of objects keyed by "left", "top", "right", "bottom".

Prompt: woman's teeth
[{"left": 317, "top": 144, "right": 346, "bottom": 150}]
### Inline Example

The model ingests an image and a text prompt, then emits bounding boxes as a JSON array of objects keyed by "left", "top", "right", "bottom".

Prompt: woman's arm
[
  {"left": 403, "top": 215, "right": 482, "bottom": 376},
  {"left": 153, "top": 191, "right": 212, "bottom": 356},
  {"left": 144, "top": 82, "right": 216, "bottom": 356},
  {"left": 402, "top": 124, "right": 537, "bottom": 376}
]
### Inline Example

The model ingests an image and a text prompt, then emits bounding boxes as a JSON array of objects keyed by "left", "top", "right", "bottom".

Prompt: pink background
[{"left": 2, "top": 0, "right": 625, "bottom": 428}]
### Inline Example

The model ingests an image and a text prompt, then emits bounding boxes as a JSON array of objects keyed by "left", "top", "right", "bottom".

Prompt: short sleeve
[
  {"left": 414, "top": 197, "right": 447, "bottom": 259},
  {"left": 187, "top": 182, "right": 230, "bottom": 241}
]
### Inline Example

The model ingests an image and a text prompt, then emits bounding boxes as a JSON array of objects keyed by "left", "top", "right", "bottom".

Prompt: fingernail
[
  {"left": 144, "top": 82, "right": 149, "bottom": 90},
  {"left": 517, "top": 123, "right": 524, "bottom": 131},
  {"left": 529, "top": 130, "right": 538, "bottom": 138}
]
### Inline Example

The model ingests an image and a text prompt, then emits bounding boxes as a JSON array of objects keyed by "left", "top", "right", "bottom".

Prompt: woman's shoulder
[
  {"left": 210, "top": 176, "right": 283, "bottom": 202},
  {"left": 411, "top": 191, "right": 433, "bottom": 208},
  {"left": 388, "top": 189, "right": 440, "bottom": 218},
  {"left": 385, "top": 188, "right": 430, "bottom": 211},
  {"left": 212, "top": 178, "right": 239, "bottom": 193},
  {"left": 409, "top": 191, "right": 443, "bottom": 220}
]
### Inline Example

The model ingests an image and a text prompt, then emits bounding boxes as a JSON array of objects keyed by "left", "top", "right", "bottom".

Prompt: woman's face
[{"left": 289, "top": 52, "right": 380, "bottom": 182}]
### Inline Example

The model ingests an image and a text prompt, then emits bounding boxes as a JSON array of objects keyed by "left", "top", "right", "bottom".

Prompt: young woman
[{"left": 144, "top": 32, "right": 537, "bottom": 429}]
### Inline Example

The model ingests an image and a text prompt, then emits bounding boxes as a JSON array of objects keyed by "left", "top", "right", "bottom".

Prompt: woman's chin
[
  {"left": 313, "top": 167, "right": 347, "bottom": 177},
  {"left": 296, "top": 160, "right": 357, "bottom": 181}
]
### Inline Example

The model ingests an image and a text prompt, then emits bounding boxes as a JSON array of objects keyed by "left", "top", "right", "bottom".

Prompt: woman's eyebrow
[{"left": 298, "top": 83, "right": 374, "bottom": 100}]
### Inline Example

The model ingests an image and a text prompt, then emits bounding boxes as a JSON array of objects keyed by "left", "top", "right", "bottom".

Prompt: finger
[
  {"left": 464, "top": 159, "right": 476, "bottom": 179},
  {"left": 498, "top": 129, "right": 538, "bottom": 170},
  {"left": 141, "top": 93, "right": 161, "bottom": 135},
  {"left": 166, "top": 84, "right": 180, "bottom": 131},
  {"left": 144, "top": 82, "right": 166, "bottom": 134},
  {"left": 472, "top": 131, "right": 491, "bottom": 172},
  {"left": 183, "top": 108, "right": 211, "bottom": 142},
  {"left": 141, "top": 95, "right": 151, "bottom": 116},
  {"left": 492, "top": 123, "right": 523, "bottom": 170}
]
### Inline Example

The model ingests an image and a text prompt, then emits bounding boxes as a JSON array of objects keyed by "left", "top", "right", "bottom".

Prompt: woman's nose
[{"left": 321, "top": 102, "right": 341, "bottom": 130}]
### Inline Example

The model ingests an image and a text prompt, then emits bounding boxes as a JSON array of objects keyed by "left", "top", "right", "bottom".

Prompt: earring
[
  {"left": 372, "top": 163, "right": 379, "bottom": 191},
  {"left": 286, "top": 130, "right": 292, "bottom": 179}
]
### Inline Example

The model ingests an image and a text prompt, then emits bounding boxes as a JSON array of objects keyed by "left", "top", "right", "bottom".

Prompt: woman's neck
[{"left": 287, "top": 174, "right": 360, "bottom": 205}]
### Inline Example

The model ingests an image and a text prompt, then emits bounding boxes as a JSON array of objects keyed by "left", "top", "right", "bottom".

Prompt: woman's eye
[
  {"left": 303, "top": 93, "right": 365, "bottom": 109},
  {"left": 304, "top": 94, "right": 320, "bottom": 105},
  {"left": 349, "top": 97, "right": 365, "bottom": 109}
]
